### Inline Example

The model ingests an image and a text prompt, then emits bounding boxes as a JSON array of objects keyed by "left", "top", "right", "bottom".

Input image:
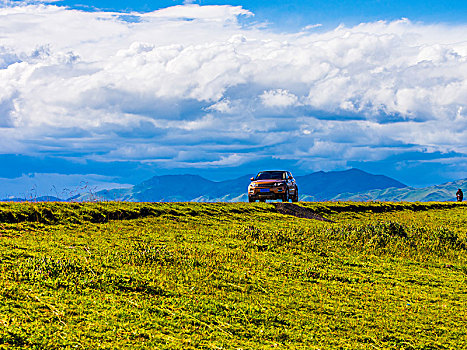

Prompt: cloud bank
[{"left": 1, "top": 3, "right": 467, "bottom": 179}]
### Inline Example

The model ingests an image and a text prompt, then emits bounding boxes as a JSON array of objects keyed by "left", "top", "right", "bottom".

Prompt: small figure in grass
[{"left": 456, "top": 188, "right": 463, "bottom": 202}]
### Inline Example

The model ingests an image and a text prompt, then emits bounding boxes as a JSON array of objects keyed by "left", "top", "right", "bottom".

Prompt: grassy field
[{"left": 1, "top": 201, "right": 467, "bottom": 349}]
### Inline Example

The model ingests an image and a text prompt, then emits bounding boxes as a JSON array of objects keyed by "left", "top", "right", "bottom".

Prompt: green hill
[{"left": 1, "top": 201, "right": 467, "bottom": 348}]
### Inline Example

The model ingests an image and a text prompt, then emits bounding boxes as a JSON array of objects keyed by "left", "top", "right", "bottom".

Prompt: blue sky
[
  {"left": 57, "top": 0, "right": 467, "bottom": 29},
  {"left": 1, "top": 0, "right": 467, "bottom": 197}
]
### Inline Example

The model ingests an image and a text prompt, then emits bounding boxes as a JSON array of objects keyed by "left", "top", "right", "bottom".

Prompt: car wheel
[
  {"left": 292, "top": 188, "right": 298, "bottom": 202},
  {"left": 259, "top": 198, "right": 266, "bottom": 202},
  {"left": 282, "top": 189, "right": 289, "bottom": 202},
  {"left": 248, "top": 196, "right": 255, "bottom": 203}
]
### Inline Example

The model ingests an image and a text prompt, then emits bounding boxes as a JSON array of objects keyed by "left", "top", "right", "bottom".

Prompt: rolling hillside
[{"left": 1, "top": 201, "right": 467, "bottom": 348}]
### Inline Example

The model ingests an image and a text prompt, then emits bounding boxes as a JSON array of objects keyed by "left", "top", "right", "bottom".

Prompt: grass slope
[{"left": 1, "top": 202, "right": 467, "bottom": 349}]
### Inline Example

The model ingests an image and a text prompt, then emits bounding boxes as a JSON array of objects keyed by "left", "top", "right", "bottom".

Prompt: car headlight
[
  {"left": 249, "top": 183, "right": 257, "bottom": 188},
  {"left": 273, "top": 182, "right": 284, "bottom": 187}
]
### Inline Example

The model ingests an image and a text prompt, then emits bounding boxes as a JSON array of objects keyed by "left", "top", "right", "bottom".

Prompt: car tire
[
  {"left": 292, "top": 188, "right": 298, "bottom": 202},
  {"left": 282, "top": 189, "right": 289, "bottom": 202},
  {"left": 259, "top": 198, "right": 266, "bottom": 202},
  {"left": 248, "top": 196, "right": 255, "bottom": 203}
]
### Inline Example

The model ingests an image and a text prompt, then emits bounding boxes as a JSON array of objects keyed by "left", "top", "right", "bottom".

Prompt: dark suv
[{"left": 248, "top": 170, "right": 299, "bottom": 202}]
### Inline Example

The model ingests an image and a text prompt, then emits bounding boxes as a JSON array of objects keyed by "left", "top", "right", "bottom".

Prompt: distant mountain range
[
  {"left": 1, "top": 195, "right": 65, "bottom": 202},
  {"left": 77, "top": 168, "right": 405, "bottom": 202},
  {"left": 332, "top": 178, "right": 467, "bottom": 202},
  {"left": 2, "top": 168, "right": 464, "bottom": 202},
  {"left": 295, "top": 169, "right": 406, "bottom": 200},
  {"left": 0, "top": 194, "right": 81, "bottom": 203},
  {"left": 74, "top": 168, "right": 393, "bottom": 202}
]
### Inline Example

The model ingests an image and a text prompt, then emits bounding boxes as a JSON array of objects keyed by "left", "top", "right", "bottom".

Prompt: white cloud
[
  {"left": 302, "top": 24, "right": 322, "bottom": 31},
  {"left": 143, "top": 4, "right": 253, "bottom": 22},
  {"left": 185, "top": 153, "right": 247, "bottom": 167},
  {"left": 207, "top": 99, "right": 234, "bottom": 114},
  {"left": 0, "top": 3, "right": 467, "bottom": 170},
  {"left": 260, "top": 89, "right": 299, "bottom": 108}
]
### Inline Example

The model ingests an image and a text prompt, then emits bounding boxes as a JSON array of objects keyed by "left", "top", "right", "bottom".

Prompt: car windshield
[{"left": 255, "top": 171, "right": 285, "bottom": 180}]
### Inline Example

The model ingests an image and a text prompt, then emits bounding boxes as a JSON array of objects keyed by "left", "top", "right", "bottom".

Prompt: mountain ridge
[
  {"left": 2, "top": 168, "right": 464, "bottom": 202},
  {"left": 331, "top": 178, "right": 467, "bottom": 202},
  {"left": 80, "top": 168, "right": 408, "bottom": 202},
  {"left": 295, "top": 168, "right": 406, "bottom": 200}
]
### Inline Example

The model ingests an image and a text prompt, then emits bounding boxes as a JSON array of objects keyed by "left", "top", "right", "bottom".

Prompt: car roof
[{"left": 258, "top": 170, "right": 288, "bottom": 173}]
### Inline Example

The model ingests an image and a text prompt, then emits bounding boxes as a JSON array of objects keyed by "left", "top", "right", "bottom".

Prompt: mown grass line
[
  {"left": 0, "top": 202, "right": 277, "bottom": 224},
  {"left": 0, "top": 201, "right": 465, "bottom": 224}
]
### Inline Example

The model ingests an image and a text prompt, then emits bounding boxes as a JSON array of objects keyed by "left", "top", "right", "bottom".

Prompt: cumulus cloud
[
  {"left": 260, "top": 89, "right": 299, "bottom": 108},
  {"left": 0, "top": 2, "right": 466, "bottom": 175}
]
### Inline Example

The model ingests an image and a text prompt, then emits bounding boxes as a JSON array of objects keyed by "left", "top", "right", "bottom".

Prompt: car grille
[{"left": 257, "top": 182, "right": 279, "bottom": 188}]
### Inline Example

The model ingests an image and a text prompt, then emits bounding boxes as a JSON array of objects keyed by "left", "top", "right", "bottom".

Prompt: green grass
[{"left": 1, "top": 202, "right": 467, "bottom": 349}]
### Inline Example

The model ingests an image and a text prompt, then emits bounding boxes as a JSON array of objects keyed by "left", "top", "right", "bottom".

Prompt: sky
[{"left": 1, "top": 0, "right": 467, "bottom": 197}]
